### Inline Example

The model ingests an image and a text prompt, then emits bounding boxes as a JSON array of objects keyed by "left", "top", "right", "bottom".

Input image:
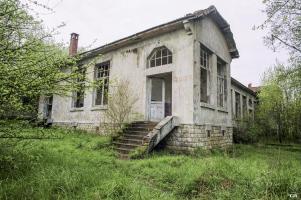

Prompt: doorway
[{"left": 148, "top": 73, "right": 172, "bottom": 122}]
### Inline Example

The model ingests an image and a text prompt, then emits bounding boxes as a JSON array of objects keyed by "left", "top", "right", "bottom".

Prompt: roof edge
[
  {"left": 231, "top": 77, "right": 256, "bottom": 96},
  {"left": 80, "top": 6, "right": 239, "bottom": 60}
]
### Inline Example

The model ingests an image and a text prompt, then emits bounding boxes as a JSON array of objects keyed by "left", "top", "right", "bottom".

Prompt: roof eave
[
  {"left": 80, "top": 6, "right": 239, "bottom": 60},
  {"left": 231, "top": 77, "right": 256, "bottom": 96}
]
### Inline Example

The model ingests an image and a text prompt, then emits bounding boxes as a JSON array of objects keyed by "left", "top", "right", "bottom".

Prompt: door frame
[{"left": 148, "top": 77, "right": 165, "bottom": 121}]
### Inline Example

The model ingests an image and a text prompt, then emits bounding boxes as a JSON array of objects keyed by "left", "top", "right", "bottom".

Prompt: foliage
[
  {"left": 260, "top": 0, "right": 301, "bottom": 58},
  {"left": 0, "top": 0, "right": 94, "bottom": 117},
  {"left": 233, "top": 119, "right": 260, "bottom": 144},
  {"left": 256, "top": 0, "right": 301, "bottom": 143},
  {"left": 104, "top": 79, "right": 140, "bottom": 135},
  {"left": 1, "top": 121, "right": 301, "bottom": 199},
  {"left": 256, "top": 64, "right": 301, "bottom": 143},
  {"left": 129, "top": 145, "right": 148, "bottom": 159}
]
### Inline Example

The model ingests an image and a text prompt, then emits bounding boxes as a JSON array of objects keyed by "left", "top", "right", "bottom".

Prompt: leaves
[
  {"left": 261, "top": 0, "right": 301, "bottom": 57},
  {"left": 0, "top": 0, "right": 95, "bottom": 117}
]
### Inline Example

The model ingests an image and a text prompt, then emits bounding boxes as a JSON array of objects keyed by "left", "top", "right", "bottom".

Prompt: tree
[
  {"left": 103, "top": 79, "right": 139, "bottom": 136},
  {"left": 254, "top": 0, "right": 301, "bottom": 143},
  {"left": 256, "top": 64, "right": 301, "bottom": 143},
  {"left": 0, "top": 0, "right": 85, "bottom": 117},
  {"left": 260, "top": 0, "right": 301, "bottom": 58}
]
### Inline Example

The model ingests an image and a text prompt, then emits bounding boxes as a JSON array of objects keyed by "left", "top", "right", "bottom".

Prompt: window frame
[
  {"left": 148, "top": 46, "right": 172, "bottom": 68},
  {"left": 72, "top": 66, "right": 86, "bottom": 109},
  {"left": 235, "top": 91, "right": 241, "bottom": 119},
  {"left": 200, "top": 44, "right": 212, "bottom": 104},
  {"left": 94, "top": 61, "right": 110, "bottom": 107},
  {"left": 217, "top": 58, "right": 227, "bottom": 108}
]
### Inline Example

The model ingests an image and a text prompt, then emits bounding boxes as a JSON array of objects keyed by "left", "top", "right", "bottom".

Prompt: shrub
[{"left": 233, "top": 120, "right": 260, "bottom": 144}]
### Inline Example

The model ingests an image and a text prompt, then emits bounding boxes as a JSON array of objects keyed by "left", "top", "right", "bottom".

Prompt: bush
[{"left": 233, "top": 120, "right": 260, "bottom": 144}]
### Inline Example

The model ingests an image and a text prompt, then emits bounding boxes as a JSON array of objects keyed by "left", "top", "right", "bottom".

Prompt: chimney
[
  {"left": 248, "top": 83, "right": 252, "bottom": 88},
  {"left": 69, "top": 33, "right": 79, "bottom": 56}
]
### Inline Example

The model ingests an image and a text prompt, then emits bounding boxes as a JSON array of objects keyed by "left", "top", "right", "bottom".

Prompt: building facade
[{"left": 39, "top": 6, "right": 256, "bottom": 151}]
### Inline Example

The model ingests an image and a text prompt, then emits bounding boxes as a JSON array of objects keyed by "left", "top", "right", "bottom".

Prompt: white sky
[{"left": 36, "top": 0, "right": 288, "bottom": 86}]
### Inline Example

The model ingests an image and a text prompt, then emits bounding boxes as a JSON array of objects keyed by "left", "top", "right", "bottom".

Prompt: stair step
[
  {"left": 113, "top": 142, "right": 141, "bottom": 149},
  {"left": 114, "top": 147, "right": 134, "bottom": 154},
  {"left": 122, "top": 134, "right": 145, "bottom": 140},
  {"left": 113, "top": 121, "right": 158, "bottom": 158},
  {"left": 118, "top": 153, "right": 129, "bottom": 160},
  {"left": 124, "top": 130, "right": 149, "bottom": 135},
  {"left": 126, "top": 127, "right": 153, "bottom": 132},
  {"left": 117, "top": 138, "right": 143, "bottom": 145},
  {"left": 132, "top": 121, "right": 156, "bottom": 124}
]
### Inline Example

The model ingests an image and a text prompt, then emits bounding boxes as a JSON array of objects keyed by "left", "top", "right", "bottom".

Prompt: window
[
  {"left": 248, "top": 98, "right": 253, "bottom": 108},
  {"left": 207, "top": 130, "right": 211, "bottom": 137},
  {"left": 217, "top": 58, "right": 227, "bottom": 107},
  {"left": 149, "top": 46, "right": 172, "bottom": 68},
  {"left": 94, "top": 61, "right": 110, "bottom": 106},
  {"left": 200, "top": 44, "right": 212, "bottom": 103},
  {"left": 72, "top": 67, "right": 85, "bottom": 108},
  {"left": 249, "top": 109, "right": 254, "bottom": 120},
  {"left": 235, "top": 92, "right": 241, "bottom": 119},
  {"left": 231, "top": 89, "right": 234, "bottom": 116},
  {"left": 242, "top": 95, "right": 247, "bottom": 117}
]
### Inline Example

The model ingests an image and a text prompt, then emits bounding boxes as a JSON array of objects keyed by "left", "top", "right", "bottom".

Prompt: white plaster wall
[
  {"left": 49, "top": 28, "right": 195, "bottom": 125},
  {"left": 193, "top": 17, "right": 233, "bottom": 127}
]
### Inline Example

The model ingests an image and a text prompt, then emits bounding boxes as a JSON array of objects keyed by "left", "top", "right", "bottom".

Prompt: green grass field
[{"left": 0, "top": 121, "right": 301, "bottom": 200}]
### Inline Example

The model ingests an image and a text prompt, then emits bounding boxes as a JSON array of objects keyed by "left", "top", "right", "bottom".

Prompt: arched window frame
[{"left": 148, "top": 46, "right": 172, "bottom": 68}]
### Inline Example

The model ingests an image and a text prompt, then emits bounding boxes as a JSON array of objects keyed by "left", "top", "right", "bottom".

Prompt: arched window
[{"left": 149, "top": 46, "right": 172, "bottom": 68}]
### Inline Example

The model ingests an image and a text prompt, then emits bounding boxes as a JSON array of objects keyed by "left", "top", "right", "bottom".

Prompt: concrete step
[
  {"left": 122, "top": 134, "right": 145, "bottom": 140},
  {"left": 117, "top": 138, "right": 143, "bottom": 145},
  {"left": 126, "top": 127, "right": 153, "bottom": 132},
  {"left": 118, "top": 153, "right": 129, "bottom": 160},
  {"left": 113, "top": 121, "right": 158, "bottom": 158},
  {"left": 113, "top": 142, "right": 141, "bottom": 149},
  {"left": 131, "top": 121, "right": 156, "bottom": 125},
  {"left": 123, "top": 130, "right": 149, "bottom": 135},
  {"left": 114, "top": 147, "right": 133, "bottom": 154}
]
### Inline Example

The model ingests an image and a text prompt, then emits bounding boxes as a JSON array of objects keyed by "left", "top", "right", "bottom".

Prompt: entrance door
[{"left": 150, "top": 78, "right": 165, "bottom": 121}]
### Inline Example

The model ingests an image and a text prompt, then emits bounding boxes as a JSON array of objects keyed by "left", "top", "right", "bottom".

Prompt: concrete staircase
[{"left": 113, "top": 121, "right": 157, "bottom": 159}]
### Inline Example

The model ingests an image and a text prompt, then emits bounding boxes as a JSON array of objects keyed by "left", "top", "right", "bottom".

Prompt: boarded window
[
  {"left": 200, "top": 44, "right": 212, "bottom": 103},
  {"left": 72, "top": 67, "right": 85, "bottom": 108},
  {"left": 217, "top": 58, "right": 227, "bottom": 107},
  {"left": 149, "top": 46, "right": 172, "bottom": 68},
  {"left": 94, "top": 61, "right": 110, "bottom": 106}
]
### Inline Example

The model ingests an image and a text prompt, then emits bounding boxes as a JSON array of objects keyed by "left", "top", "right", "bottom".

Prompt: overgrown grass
[{"left": 0, "top": 121, "right": 301, "bottom": 199}]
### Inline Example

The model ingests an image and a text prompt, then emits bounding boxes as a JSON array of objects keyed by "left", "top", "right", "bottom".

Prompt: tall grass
[{"left": 0, "top": 121, "right": 300, "bottom": 199}]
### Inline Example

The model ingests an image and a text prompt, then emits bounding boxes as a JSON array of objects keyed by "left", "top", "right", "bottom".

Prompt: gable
[{"left": 196, "top": 17, "right": 232, "bottom": 62}]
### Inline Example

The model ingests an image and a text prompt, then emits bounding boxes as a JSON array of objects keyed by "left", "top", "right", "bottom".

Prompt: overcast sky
[{"left": 37, "top": 0, "right": 288, "bottom": 86}]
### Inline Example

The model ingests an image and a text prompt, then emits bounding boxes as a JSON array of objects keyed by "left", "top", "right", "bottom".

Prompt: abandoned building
[{"left": 39, "top": 6, "right": 257, "bottom": 156}]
